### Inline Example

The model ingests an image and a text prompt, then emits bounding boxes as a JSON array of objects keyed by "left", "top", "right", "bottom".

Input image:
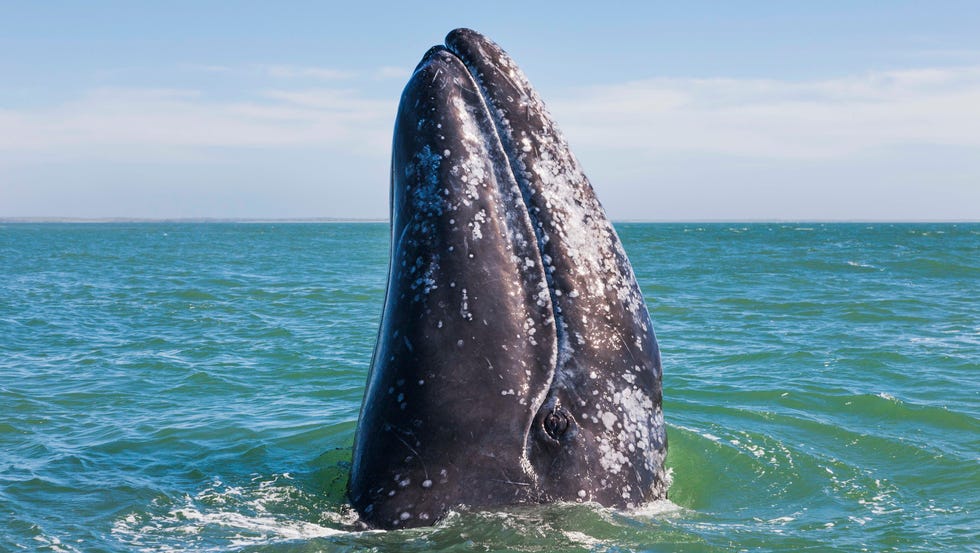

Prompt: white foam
[
  {"left": 31, "top": 532, "right": 82, "bottom": 553},
  {"left": 627, "top": 498, "right": 685, "bottom": 518},
  {"left": 111, "top": 475, "right": 368, "bottom": 552},
  {"left": 563, "top": 530, "right": 601, "bottom": 547}
]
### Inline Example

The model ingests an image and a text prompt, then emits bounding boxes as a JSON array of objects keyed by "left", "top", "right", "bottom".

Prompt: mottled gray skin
[{"left": 349, "top": 29, "right": 666, "bottom": 529}]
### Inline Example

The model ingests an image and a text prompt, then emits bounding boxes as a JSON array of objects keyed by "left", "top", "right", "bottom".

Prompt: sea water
[{"left": 1, "top": 222, "right": 976, "bottom": 552}]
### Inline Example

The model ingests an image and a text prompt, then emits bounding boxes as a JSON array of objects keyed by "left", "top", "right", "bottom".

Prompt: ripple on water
[{"left": 1, "top": 223, "right": 977, "bottom": 552}]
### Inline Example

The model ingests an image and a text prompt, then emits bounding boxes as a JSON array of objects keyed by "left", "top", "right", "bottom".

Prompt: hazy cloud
[
  {"left": 2, "top": 64, "right": 977, "bottom": 188},
  {"left": 550, "top": 65, "right": 980, "bottom": 160},
  {"left": 374, "top": 66, "right": 411, "bottom": 80},
  {"left": 179, "top": 63, "right": 235, "bottom": 73},
  {"left": 259, "top": 65, "right": 356, "bottom": 80},
  {"left": 0, "top": 86, "right": 395, "bottom": 162}
]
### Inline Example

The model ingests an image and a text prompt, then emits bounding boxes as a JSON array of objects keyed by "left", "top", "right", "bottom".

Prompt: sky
[{"left": 1, "top": 1, "right": 978, "bottom": 221}]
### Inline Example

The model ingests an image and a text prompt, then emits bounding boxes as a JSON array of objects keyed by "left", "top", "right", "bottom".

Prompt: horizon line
[{"left": 2, "top": 217, "right": 977, "bottom": 224}]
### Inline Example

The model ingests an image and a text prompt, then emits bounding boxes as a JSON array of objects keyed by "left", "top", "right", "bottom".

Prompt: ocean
[{"left": 1, "top": 222, "right": 976, "bottom": 552}]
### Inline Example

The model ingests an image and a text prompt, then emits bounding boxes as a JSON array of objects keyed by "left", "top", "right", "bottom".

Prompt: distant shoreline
[
  {"left": 0, "top": 217, "right": 388, "bottom": 224},
  {"left": 1, "top": 218, "right": 976, "bottom": 224}
]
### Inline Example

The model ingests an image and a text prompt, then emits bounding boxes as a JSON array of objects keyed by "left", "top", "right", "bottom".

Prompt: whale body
[{"left": 348, "top": 28, "right": 667, "bottom": 529}]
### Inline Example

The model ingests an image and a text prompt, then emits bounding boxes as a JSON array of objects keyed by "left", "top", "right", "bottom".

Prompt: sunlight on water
[
  {"left": 111, "top": 474, "right": 362, "bottom": 551},
  {"left": 1, "top": 222, "right": 977, "bottom": 552}
]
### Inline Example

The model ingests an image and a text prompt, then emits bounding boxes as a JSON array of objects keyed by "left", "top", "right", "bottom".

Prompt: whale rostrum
[{"left": 348, "top": 28, "right": 667, "bottom": 529}]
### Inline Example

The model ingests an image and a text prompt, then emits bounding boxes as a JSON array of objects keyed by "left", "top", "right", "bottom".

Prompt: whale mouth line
[
  {"left": 408, "top": 39, "right": 575, "bottom": 456},
  {"left": 437, "top": 39, "right": 571, "bottom": 427}
]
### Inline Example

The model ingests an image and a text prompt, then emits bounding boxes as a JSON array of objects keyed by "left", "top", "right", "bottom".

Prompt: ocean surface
[{"left": 1, "top": 222, "right": 977, "bottom": 552}]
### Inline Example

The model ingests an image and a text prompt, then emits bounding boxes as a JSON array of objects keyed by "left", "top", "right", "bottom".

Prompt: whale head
[{"left": 348, "top": 28, "right": 667, "bottom": 529}]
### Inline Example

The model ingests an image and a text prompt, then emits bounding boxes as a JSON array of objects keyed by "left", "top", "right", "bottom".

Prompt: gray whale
[{"left": 348, "top": 28, "right": 667, "bottom": 529}]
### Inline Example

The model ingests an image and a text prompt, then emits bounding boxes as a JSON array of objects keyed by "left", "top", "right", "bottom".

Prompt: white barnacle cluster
[
  {"left": 528, "top": 134, "right": 639, "bottom": 309},
  {"left": 459, "top": 287, "right": 472, "bottom": 321},
  {"left": 409, "top": 257, "right": 440, "bottom": 301},
  {"left": 522, "top": 315, "right": 538, "bottom": 346},
  {"left": 403, "top": 252, "right": 444, "bottom": 305},
  {"left": 596, "top": 435, "right": 629, "bottom": 475},
  {"left": 533, "top": 280, "right": 550, "bottom": 308},
  {"left": 448, "top": 96, "right": 490, "bottom": 207},
  {"left": 398, "top": 143, "right": 448, "bottom": 291},
  {"left": 479, "top": 46, "right": 649, "bottom": 327},
  {"left": 408, "top": 144, "right": 446, "bottom": 218},
  {"left": 520, "top": 136, "right": 533, "bottom": 153},
  {"left": 594, "top": 382, "right": 660, "bottom": 475},
  {"left": 471, "top": 208, "right": 487, "bottom": 240}
]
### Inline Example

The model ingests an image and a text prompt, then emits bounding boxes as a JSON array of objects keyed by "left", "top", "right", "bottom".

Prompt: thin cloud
[
  {"left": 260, "top": 65, "right": 356, "bottom": 80},
  {"left": 0, "top": 86, "right": 395, "bottom": 160},
  {"left": 903, "top": 49, "right": 980, "bottom": 62},
  {"left": 374, "top": 66, "right": 411, "bottom": 80},
  {"left": 2, "top": 64, "right": 977, "bottom": 166},
  {"left": 549, "top": 65, "right": 980, "bottom": 160},
  {"left": 179, "top": 63, "right": 234, "bottom": 73}
]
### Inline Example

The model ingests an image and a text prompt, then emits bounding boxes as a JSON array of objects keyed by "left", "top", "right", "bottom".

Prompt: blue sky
[{"left": 1, "top": 1, "right": 978, "bottom": 220}]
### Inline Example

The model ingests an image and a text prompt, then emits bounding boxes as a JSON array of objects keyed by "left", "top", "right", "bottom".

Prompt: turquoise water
[{"left": 1, "top": 222, "right": 977, "bottom": 552}]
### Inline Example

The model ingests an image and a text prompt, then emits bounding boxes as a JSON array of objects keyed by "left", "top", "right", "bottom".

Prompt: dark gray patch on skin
[{"left": 348, "top": 29, "right": 666, "bottom": 530}]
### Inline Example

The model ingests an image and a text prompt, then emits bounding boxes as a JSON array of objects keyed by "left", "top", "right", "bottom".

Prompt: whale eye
[{"left": 544, "top": 408, "right": 570, "bottom": 439}]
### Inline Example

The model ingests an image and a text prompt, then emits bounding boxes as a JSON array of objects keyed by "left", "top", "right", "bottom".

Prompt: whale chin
[{"left": 348, "top": 28, "right": 667, "bottom": 529}]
